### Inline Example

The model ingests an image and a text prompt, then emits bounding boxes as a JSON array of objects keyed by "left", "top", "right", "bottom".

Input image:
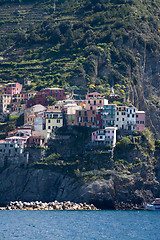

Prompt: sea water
[{"left": 0, "top": 210, "right": 159, "bottom": 240}]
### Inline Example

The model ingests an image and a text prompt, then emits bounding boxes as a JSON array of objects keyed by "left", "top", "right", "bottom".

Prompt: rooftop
[{"left": 136, "top": 111, "right": 145, "bottom": 113}]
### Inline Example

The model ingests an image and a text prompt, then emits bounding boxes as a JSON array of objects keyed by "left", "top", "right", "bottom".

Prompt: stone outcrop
[{"left": 0, "top": 163, "right": 159, "bottom": 209}]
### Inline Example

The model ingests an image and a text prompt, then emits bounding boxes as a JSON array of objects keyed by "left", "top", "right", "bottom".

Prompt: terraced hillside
[
  {"left": 0, "top": 2, "right": 50, "bottom": 51},
  {"left": 0, "top": 0, "right": 160, "bottom": 135}
]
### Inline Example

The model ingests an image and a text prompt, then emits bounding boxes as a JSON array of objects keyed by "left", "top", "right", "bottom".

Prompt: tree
[{"left": 45, "top": 96, "right": 57, "bottom": 106}]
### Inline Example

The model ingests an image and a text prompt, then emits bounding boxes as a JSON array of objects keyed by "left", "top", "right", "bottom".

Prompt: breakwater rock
[{"left": 1, "top": 201, "right": 98, "bottom": 211}]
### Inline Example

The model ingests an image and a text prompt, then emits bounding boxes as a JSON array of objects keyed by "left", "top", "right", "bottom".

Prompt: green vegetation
[
  {"left": 0, "top": 0, "right": 159, "bottom": 103},
  {"left": 9, "top": 114, "right": 20, "bottom": 121}
]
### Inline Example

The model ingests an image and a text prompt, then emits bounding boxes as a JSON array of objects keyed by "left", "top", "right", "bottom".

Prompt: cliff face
[
  {"left": 0, "top": 162, "right": 159, "bottom": 209},
  {"left": 129, "top": 51, "right": 160, "bottom": 137}
]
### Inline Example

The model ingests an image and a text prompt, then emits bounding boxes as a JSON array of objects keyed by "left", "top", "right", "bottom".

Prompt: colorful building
[
  {"left": 102, "top": 104, "right": 116, "bottom": 128},
  {"left": 126, "top": 106, "right": 137, "bottom": 131},
  {"left": 63, "top": 102, "right": 82, "bottom": 125},
  {"left": 5, "top": 82, "right": 22, "bottom": 96},
  {"left": 75, "top": 109, "right": 97, "bottom": 128},
  {"left": 0, "top": 94, "right": 12, "bottom": 113},
  {"left": 136, "top": 111, "right": 145, "bottom": 131},
  {"left": 27, "top": 136, "right": 46, "bottom": 147},
  {"left": 24, "top": 104, "right": 46, "bottom": 125},
  {"left": 26, "top": 88, "right": 65, "bottom": 107},
  {"left": 92, "top": 127, "right": 117, "bottom": 146},
  {"left": 45, "top": 109, "right": 63, "bottom": 132},
  {"left": 115, "top": 106, "right": 127, "bottom": 130},
  {"left": 86, "top": 92, "right": 101, "bottom": 99},
  {"left": 96, "top": 109, "right": 103, "bottom": 128},
  {"left": 12, "top": 90, "right": 37, "bottom": 103}
]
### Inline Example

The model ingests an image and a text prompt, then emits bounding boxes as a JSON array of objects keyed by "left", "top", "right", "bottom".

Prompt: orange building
[{"left": 75, "top": 109, "right": 97, "bottom": 128}]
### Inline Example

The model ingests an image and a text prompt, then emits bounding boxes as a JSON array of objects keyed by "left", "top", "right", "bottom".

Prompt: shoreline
[
  {"left": 0, "top": 201, "right": 146, "bottom": 211},
  {"left": 0, "top": 201, "right": 98, "bottom": 211}
]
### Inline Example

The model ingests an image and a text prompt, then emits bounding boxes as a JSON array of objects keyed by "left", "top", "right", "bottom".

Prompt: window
[
  {"left": 100, "top": 136, "right": 103, "bottom": 139},
  {"left": 88, "top": 100, "right": 90, "bottom": 104},
  {"left": 57, "top": 120, "right": 60, "bottom": 123},
  {"left": 48, "top": 120, "right": 50, "bottom": 123},
  {"left": 99, "top": 100, "right": 101, "bottom": 104},
  {"left": 140, "top": 121, "right": 144, "bottom": 124},
  {"left": 117, "top": 112, "right": 119, "bottom": 115},
  {"left": 48, "top": 126, "right": 51, "bottom": 129},
  {"left": 90, "top": 106, "right": 92, "bottom": 110},
  {"left": 112, "top": 130, "right": 114, "bottom": 133},
  {"left": 127, "top": 114, "right": 130, "bottom": 117},
  {"left": 117, "top": 118, "right": 119, "bottom": 121},
  {"left": 94, "top": 100, "right": 96, "bottom": 105},
  {"left": 132, "top": 114, "right": 134, "bottom": 118},
  {"left": 136, "top": 121, "right": 139, "bottom": 124},
  {"left": 130, "top": 110, "right": 132, "bottom": 114},
  {"left": 91, "top": 117, "right": 95, "bottom": 122},
  {"left": 78, "top": 117, "right": 82, "bottom": 122},
  {"left": 122, "top": 118, "right": 124, "bottom": 121},
  {"left": 92, "top": 111, "right": 95, "bottom": 114},
  {"left": 136, "top": 115, "right": 138, "bottom": 118}
]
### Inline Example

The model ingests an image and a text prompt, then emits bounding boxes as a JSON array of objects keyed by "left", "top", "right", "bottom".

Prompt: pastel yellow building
[
  {"left": 45, "top": 109, "right": 63, "bottom": 132},
  {"left": 0, "top": 94, "right": 12, "bottom": 113}
]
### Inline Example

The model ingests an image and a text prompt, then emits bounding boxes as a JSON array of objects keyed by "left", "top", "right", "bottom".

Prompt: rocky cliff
[{"left": 0, "top": 157, "right": 159, "bottom": 209}]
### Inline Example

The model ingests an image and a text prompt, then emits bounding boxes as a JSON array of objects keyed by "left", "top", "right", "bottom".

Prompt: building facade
[
  {"left": 136, "top": 111, "right": 145, "bottom": 131},
  {"left": 5, "top": 82, "right": 22, "bottom": 96},
  {"left": 45, "top": 109, "right": 63, "bottom": 132},
  {"left": 115, "top": 106, "right": 127, "bottom": 130},
  {"left": 102, "top": 104, "right": 116, "bottom": 128},
  {"left": 92, "top": 127, "right": 117, "bottom": 146},
  {"left": 75, "top": 109, "right": 97, "bottom": 128},
  {"left": 0, "top": 94, "right": 12, "bottom": 113}
]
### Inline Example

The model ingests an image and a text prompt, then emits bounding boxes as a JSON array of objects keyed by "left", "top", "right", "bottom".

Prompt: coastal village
[{"left": 0, "top": 82, "right": 145, "bottom": 166}]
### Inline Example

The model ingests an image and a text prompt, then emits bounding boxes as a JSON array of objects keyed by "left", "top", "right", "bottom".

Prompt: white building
[
  {"left": 92, "top": 127, "right": 117, "bottom": 146},
  {"left": 126, "top": 106, "right": 137, "bottom": 131},
  {"left": 115, "top": 106, "right": 127, "bottom": 130}
]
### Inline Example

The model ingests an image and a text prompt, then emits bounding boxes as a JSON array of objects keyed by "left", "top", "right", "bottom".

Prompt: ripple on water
[{"left": 0, "top": 210, "right": 160, "bottom": 240}]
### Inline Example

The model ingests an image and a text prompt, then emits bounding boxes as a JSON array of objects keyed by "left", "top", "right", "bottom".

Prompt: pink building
[
  {"left": 85, "top": 92, "right": 108, "bottom": 110},
  {"left": 136, "top": 111, "right": 145, "bottom": 131},
  {"left": 86, "top": 92, "right": 101, "bottom": 100},
  {"left": 92, "top": 127, "right": 117, "bottom": 146},
  {"left": 5, "top": 83, "right": 22, "bottom": 96}
]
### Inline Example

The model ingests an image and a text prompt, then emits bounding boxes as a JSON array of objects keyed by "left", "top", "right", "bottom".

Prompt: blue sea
[{"left": 0, "top": 210, "right": 159, "bottom": 240}]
